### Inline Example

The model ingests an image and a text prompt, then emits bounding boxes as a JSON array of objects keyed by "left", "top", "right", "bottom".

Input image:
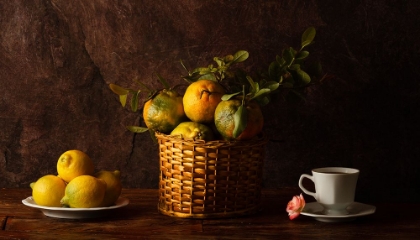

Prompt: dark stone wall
[{"left": 1, "top": 0, "right": 419, "bottom": 203}]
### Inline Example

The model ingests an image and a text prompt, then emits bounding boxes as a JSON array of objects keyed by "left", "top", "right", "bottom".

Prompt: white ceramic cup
[{"left": 298, "top": 167, "right": 359, "bottom": 215}]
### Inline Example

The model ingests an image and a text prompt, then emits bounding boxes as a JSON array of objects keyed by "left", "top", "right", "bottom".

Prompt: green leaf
[
  {"left": 254, "top": 82, "right": 260, "bottom": 94},
  {"left": 183, "top": 72, "right": 202, "bottom": 83},
  {"left": 217, "top": 65, "right": 228, "bottom": 73},
  {"left": 296, "top": 51, "right": 309, "bottom": 60},
  {"left": 301, "top": 27, "right": 316, "bottom": 49},
  {"left": 221, "top": 92, "right": 241, "bottom": 101},
  {"left": 198, "top": 67, "right": 212, "bottom": 75},
  {"left": 283, "top": 47, "right": 295, "bottom": 66},
  {"left": 223, "top": 55, "right": 234, "bottom": 63},
  {"left": 279, "top": 75, "right": 284, "bottom": 84},
  {"left": 232, "top": 50, "right": 249, "bottom": 63},
  {"left": 246, "top": 76, "right": 258, "bottom": 94},
  {"left": 289, "top": 64, "right": 301, "bottom": 71},
  {"left": 214, "top": 57, "right": 224, "bottom": 67},
  {"left": 109, "top": 84, "right": 129, "bottom": 95},
  {"left": 133, "top": 78, "right": 153, "bottom": 93},
  {"left": 145, "top": 90, "right": 158, "bottom": 102},
  {"left": 126, "top": 126, "right": 149, "bottom": 133},
  {"left": 131, "top": 90, "right": 140, "bottom": 112},
  {"left": 156, "top": 73, "right": 170, "bottom": 89},
  {"left": 119, "top": 94, "right": 127, "bottom": 107},
  {"left": 289, "top": 64, "right": 311, "bottom": 86},
  {"left": 268, "top": 61, "right": 281, "bottom": 81},
  {"left": 198, "top": 73, "right": 216, "bottom": 81},
  {"left": 263, "top": 81, "right": 280, "bottom": 91},
  {"left": 189, "top": 67, "right": 202, "bottom": 74},
  {"left": 250, "top": 88, "right": 271, "bottom": 100},
  {"left": 180, "top": 59, "right": 189, "bottom": 73},
  {"left": 233, "top": 105, "right": 248, "bottom": 139},
  {"left": 256, "top": 96, "right": 270, "bottom": 106},
  {"left": 296, "top": 68, "right": 311, "bottom": 86},
  {"left": 149, "top": 129, "right": 158, "bottom": 143},
  {"left": 276, "top": 55, "right": 286, "bottom": 66}
]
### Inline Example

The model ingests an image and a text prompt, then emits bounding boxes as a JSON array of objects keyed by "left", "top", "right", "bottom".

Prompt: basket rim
[{"left": 155, "top": 131, "right": 268, "bottom": 148}]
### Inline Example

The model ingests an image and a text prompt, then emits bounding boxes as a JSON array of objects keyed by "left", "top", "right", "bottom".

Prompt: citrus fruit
[
  {"left": 214, "top": 99, "right": 264, "bottom": 140},
  {"left": 143, "top": 89, "right": 186, "bottom": 133},
  {"left": 56, "top": 150, "right": 95, "bottom": 183},
  {"left": 95, "top": 170, "right": 122, "bottom": 207},
  {"left": 170, "top": 121, "right": 215, "bottom": 141},
  {"left": 30, "top": 175, "right": 66, "bottom": 207},
  {"left": 183, "top": 79, "right": 225, "bottom": 123},
  {"left": 60, "top": 175, "right": 106, "bottom": 208}
]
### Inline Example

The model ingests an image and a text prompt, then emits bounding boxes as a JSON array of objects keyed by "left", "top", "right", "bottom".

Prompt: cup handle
[{"left": 298, "top": 174, "right": 316, "bottom": 199}]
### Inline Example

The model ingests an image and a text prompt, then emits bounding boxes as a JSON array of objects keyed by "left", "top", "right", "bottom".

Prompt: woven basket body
[{"left": 156, "top": 132, "right": 267, "bottom": 218}]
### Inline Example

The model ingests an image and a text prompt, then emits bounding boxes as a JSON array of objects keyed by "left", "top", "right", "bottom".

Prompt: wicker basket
[{"left": 156, "top": 132, "right": 267, "bottom": 218}]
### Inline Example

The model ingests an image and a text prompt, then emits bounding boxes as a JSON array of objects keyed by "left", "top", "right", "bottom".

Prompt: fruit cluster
[
  {"left": 110, "top": 27, "right": 324, "bottom": 142},
  {"left": 142, "top": 78, "right": 265, "bottom": 142},
  {"left": 30, "top": 150, "right": 122, "bottom": 208}
]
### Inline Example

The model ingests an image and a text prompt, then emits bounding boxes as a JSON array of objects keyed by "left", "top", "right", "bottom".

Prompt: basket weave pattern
[{"left": 156, "top": 132, "right": 267, "bottom": 218}]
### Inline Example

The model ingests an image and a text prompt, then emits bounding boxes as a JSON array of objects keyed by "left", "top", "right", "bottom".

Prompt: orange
[
  {"left": 214, "top": 98, "right": 263, "bottom": 140},
  {"left": 57, "top": 150, "right": 95, "bottom": 183},
  {"left": 143, "top": 89, "right": 186, "bottom": 133},
  {"left": 183, "top": 79, "right": 225, "bottom": 123}
]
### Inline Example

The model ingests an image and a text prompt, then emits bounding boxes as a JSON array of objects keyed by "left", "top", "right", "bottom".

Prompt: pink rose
[{"left": 286, "top": 193, "right": 306, "bottom": 220}]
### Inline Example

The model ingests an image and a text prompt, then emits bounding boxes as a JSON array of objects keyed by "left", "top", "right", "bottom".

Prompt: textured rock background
[{"left": 1, "top": 0, "right": 419, "bottom": 202}]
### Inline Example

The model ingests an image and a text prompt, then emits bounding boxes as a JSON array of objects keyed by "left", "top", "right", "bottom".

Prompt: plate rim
[
  {"left": 300, "top": 201, "right": 376, "bottom": 219},
  {"left": 22, "top": 196, "right": 129, "bottom": 212}
]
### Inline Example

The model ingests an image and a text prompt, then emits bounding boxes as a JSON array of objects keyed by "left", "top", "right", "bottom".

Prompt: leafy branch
[
  {"left": 266, "top": 27, "right": 318, "bottom": 88},
  {"left": 108, "top": 74, "right": 171, "bottom": 113},
  {"left": 261, "top": 26, "right": 326, "bottom": 106},
  {"left": 186, "top": 27, "right": 321, "bottom": 108},
  {"left": 181, "top": 50, "right": 249, "bottom": 83},
  {"left": 217, "top": 27, "right": 322, "bottom": 137},
  {"left": 108, "top": 74, "right": 174, "bottom": 136}
]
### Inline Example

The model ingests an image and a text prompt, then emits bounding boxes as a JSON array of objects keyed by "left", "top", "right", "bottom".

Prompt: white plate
[
  {"left": 300, "top": 202, "right": 376, "bottom": 222},
  {"left": 22, "top": 196, "right": 129, "bottom": 219}
]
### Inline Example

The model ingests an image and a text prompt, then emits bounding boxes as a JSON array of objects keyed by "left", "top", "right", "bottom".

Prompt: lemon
[
  {"left": 95, "top": 170, "right": 123, "bottom": 207},
  {"left": 170, "top": 121, "right": 214, "bottom": 141},
  {"left": 57, "top": 150, "right": 95, "bottom": 183},
  {"left": 30, "top": 175, "right": 66, "bottom": 207},
  {"left": 60, "top": 175, "right": 106, "bottom": 208}
]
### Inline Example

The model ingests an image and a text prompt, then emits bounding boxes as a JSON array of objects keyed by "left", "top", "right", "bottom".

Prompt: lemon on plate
[
  {"left": 30, "top": 175, "right": 67, "bottom": 207},
  {"left": 60, "top": 175, "right": 106, "bottom": 208},
  {"left": 57, "top": 150, "right": 95, "bottom": 183},
  {"left": 95, "top": 170, "right": 123, "bottom": 207}
]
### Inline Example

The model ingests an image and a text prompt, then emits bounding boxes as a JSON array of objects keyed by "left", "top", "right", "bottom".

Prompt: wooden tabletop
[{"left": 1, "top": 188, "right": 419, "bottom": 239}]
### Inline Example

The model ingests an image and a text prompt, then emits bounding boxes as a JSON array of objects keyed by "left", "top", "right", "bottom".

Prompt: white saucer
[
  {"left": 300, "top": 202, "right": 376, "bottom": 222},
  {"left": 22, "top": 196, "right": 129, "bottom": 219}
]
